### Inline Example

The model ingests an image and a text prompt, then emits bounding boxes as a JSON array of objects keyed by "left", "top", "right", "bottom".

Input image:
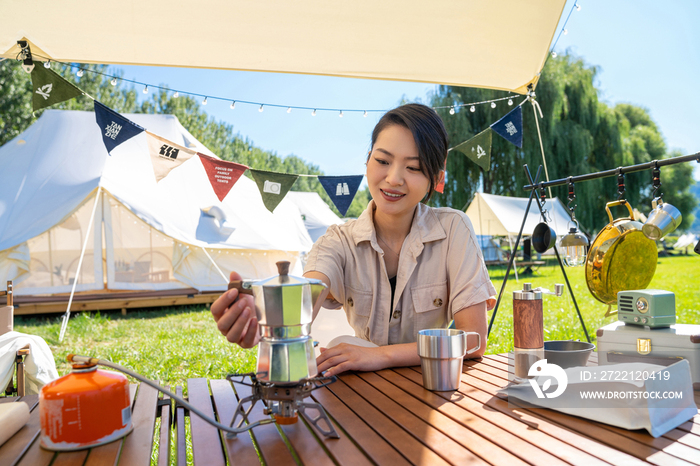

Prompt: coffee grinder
[{"left": 512, "top": 283, "right": 563, "bottom": 381}]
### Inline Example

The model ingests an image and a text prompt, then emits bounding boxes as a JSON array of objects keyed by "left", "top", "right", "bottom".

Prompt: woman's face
[{"left": 366, "top": 124, "right": 431, "bottom": 218}]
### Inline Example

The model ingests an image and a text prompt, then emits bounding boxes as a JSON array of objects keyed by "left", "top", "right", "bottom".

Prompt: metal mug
[
  {"left": 532, "top": 222, "right": 556, "bottom": 253},
  {"left": 417, "top": 329, "right": 481, "bottom": 391},
  {"left": 642, "top": 198, "right": 682, "bottom": 241}
]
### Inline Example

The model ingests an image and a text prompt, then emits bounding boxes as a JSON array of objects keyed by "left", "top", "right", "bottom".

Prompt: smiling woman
[{"left": 211, "top": 103, "right": 497, "bottom": 377}]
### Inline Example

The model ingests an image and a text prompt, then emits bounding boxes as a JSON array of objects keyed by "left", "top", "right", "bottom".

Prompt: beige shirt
[{"left": 304, "top": 201, "right": 497, "bottom": 346}]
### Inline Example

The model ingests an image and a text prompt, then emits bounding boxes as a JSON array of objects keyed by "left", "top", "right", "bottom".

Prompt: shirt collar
[{"left": 352, "top": 200, "right": 447, "bottom": 246}]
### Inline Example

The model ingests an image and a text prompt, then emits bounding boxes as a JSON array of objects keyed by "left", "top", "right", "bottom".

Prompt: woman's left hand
[{"left": 316, "top": 344, "right": 387, "bottom": 377}]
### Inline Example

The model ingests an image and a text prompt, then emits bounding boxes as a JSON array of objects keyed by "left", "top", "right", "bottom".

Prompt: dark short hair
[{"left": 369, "top": 103, "right": 448, "bottom": 200}]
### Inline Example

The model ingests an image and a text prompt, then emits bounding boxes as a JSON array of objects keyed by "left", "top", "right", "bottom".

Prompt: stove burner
[{"left": 225, "top": 372, "right": 340, "bottom": 439}]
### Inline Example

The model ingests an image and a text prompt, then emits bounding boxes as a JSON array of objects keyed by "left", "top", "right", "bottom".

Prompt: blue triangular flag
[
  {"left": 318, "top": 175, "right": 364, "bottom": 216},
  {"left": 490, "top": 105, "right": 523, "bottom": 148},
  {"left": 94, "top": 101, "right": 145, "bottom": 154}
]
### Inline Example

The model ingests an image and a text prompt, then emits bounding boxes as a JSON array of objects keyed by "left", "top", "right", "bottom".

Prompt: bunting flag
[
  {"left": 199, "top": 154, "right": 248, "bottom": 201},
  {"left": 452, "top": 128, "right": 492, "bottom": 171},
  {"left": 318, "top": 175, "right": 364, "bottom": 216},
  {"left": 94, "top": 101, "right": 145, "bottom": 154},
  {"left": 490, "top": 105, "right": 523, "bottom": 148},
  {"left": 30, "top": 65, "right": 83, "bottom": 111},
  {"left": 249, "top": 169, "right": 299, "bottom": 212},
  {"left": 145, "top": 131, "right": 197, "bottom": 181}
]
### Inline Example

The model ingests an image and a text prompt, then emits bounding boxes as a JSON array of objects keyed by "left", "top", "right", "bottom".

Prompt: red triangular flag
[{"left": 199, "top": 154, "right": 248, "bottom": 201}]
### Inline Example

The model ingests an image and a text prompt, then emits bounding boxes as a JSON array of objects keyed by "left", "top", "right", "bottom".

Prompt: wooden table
[{"left": 1, "top": 353, "right": 699, "bottom": 465}]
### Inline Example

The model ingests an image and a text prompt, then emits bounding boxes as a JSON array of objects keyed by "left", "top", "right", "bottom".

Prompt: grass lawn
[{"left": 13, "top": 255, "right": 700, "bottom": 390}]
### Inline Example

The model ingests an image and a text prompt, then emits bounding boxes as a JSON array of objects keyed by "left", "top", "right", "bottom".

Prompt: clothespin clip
[{"left": 17, "top": 40, "right": 34, "bottom": 73}]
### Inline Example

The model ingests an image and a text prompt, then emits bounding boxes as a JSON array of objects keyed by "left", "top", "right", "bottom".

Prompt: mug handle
[{"left": 464, "top": 332, "right": 481, "bottom": 355}]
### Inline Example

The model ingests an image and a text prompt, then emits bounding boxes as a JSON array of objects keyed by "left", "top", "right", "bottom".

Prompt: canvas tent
[
  {"left": 465, "top": 192, "right": 577, "bottom": 239},
  {"left": 285, "top": 192, "right": 344, "bottom": 243},
  {"left": 0, "top": 110, "right": 314, "bottom": 297},
  {"left": 0, "top": 1, "right": 566, "bottom": 95}
]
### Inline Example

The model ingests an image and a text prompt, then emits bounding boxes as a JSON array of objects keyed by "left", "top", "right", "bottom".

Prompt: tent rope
[
  {"left": 59, "top": 186, "right": 102, "bottom": 342},
  {"left": 530, "top": 99, "right": 553, "bottom": 198}
]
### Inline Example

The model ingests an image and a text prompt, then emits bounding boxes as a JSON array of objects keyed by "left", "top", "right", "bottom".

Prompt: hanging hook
[
  {"left": 651, "top": 160, "right": 662, "bottom": 200},
  {"left": 617, "top": 168, "right": 625, "bottom": 201},
  {"left": 567, "top": 177, "right": 577, "bottom": 221},
  {"left": 538, "top": 183, "right": 552, "bottom": 223}
]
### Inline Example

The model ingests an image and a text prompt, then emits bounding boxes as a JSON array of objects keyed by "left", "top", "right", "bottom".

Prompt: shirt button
[
  {"left": 348, "top": 297, "right": 354, "bottom": 307},
  {"left": 433, "top": 298, "right": 443, "bottom": 307},
  {"left": 392, "top": 310, "right": 401, "bottom": 319}
]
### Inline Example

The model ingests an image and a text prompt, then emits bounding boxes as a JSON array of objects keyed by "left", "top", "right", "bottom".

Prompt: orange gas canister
[{"left": 39, "top": 360, "right": 133, "bottom": 451}]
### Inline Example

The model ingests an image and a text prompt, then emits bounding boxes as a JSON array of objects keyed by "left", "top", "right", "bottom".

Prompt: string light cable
[{"left": 19, "top": 51, "right": 523, "bottom": 117}]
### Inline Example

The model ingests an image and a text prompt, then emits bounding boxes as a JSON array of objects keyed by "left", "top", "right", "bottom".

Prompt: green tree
[{"left": 431, "top": 53, "right": 697, "bottom": 232}]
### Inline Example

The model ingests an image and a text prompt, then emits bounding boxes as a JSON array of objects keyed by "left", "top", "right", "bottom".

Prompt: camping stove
[
  {"left": 226, "top": 372, "right": 339, "bottom": 438},
  {"left": 226, "top": 261, "right": 339, "bottom": 438}
]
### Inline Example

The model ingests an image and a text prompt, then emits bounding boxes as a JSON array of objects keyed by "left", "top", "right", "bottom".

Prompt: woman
[{"left": 211, "top": 103, "right": 496, "bottom": 377}]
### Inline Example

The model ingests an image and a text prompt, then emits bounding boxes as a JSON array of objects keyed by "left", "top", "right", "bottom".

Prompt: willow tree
[{"left": 430, "top": 53, "right": 695, "bottom": 231}]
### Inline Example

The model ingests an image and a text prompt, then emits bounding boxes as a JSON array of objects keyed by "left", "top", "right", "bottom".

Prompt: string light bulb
[
  {"left": 76, "top": 69, "right": 84, "bottom": 77},
  {"left": 508, "top": 98, "right": 513, "bottom": 106},
  {"left": 363, "top": 111, "right": 367, "bottom": 117},
  {"left": 449, "top": 107, "right": 455, "bottom": 115},
  {"left": 563, "top": 28, "right": 568, "bottom": 35},
  {"left": 111, "top": 77, "right": 117, "bottom": 86},
  {"left": 551, "top": 51, "right": 557, "bottom": 58},
  {"left": 143, "top": 85, "right": 149, "bottom": 94},
  {"left": 312, "top": 109, "right": 317, "bottom": 116},
  {"left": 258, "top": 104, "right": 264, "bottom": 112},
  {"left": 470, "top": 106, "right": 475, "bottom": 112},
  {"left": 287, "top": 107, "right": 291, "bottom": 113},
  {"left": 173, "top": 91, "right": 179, "bottom": 98},
  {"left": 490, "top": 102, "right": 496, "bottom": 108},
  {"left": 230, "top": 101, "right": 235, "bottom": 109},
  {"left": 339, "top": 110, "right": 343, "bottom": 118},
  {"left": 202, "top": 97, "right": 208, "bottom": 105},
  {"left": 44, "top": 60, "right": 50, "bottom": 68},
  {"left": 575, "top": 3, "right": 581, "bottom": 11}
]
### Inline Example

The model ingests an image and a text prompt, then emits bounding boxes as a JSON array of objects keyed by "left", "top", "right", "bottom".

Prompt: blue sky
[{"left": 115, "top": 0, "right": 700, "bottom": 183}]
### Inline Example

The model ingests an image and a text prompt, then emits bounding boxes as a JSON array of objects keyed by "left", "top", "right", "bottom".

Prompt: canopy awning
[{"left": 0, "top": 0, "right": 566, "bottom": 94}]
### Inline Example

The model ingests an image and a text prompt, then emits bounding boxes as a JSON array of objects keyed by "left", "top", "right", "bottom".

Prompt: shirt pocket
[
  {"left": 411, "top": 281, "right": 448, "bottom": 335},
  {"left": 345, "top": 285, "right": 373, "bottom": 339}
]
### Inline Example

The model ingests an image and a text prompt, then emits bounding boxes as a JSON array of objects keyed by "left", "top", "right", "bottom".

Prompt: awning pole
[
  {"left": 59, "top": 186, "right": 102, "bottom": 342},
  {"left": 507, "top": 235, "right": 519, "bottom": 282},
  {"left": 201, "top": 247, "right": 229, "bottom": 283}
]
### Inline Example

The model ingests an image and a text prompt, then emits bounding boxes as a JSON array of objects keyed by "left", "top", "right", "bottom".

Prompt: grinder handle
[{"left": 227, "top": 281, "right": 254, "bottom": 295}]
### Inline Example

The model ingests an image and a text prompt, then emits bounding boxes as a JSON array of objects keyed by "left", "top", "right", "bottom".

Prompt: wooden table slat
[
  {"left": 330, "top": 375, "right": 453, "bottom": 466},
  {"left": 279, "top": 420, "right": 335, "bottom": 466},
  {"left": 232, "top": 381, "right": 297, "bottom": 465},
  {"left": 461, "top": 358, "right": 699, "bottom": 466},
  {"left": 157, "top": 387, "right": 171, "bottom": 466},
  {"left": 0, "top": 396, "right": 41, "bottom": 466},
  {"left": 50, "top": 450, "right": 88, "bottom": 466},
  {"left": 209, "top": 379, "right": 261, "bottom": 466},
  {"left": 118, "top": 382, "right": 160, "bottom": 466},
  {"left": 359, "top": 371, "right": 537, "bottom": 466},
  {"left": 378, "top": 368, "right": 607, "bottom": 466},
  {"left": 174, "top": 387, "right": 187, "bottom": 466},
  {"left": 15, "top": 436, "right": 54, "bottom": 466},
  {"left": 398, "top": 366, "right": 648, "bottom": 466},
  {"left": 311, "top": 386, "right": 410, "bottom": 466},
  {"left": 187, "top": 378, "right": 226, "bottom": 466},
  {"left": 83, "top": 439, "right": 123, "bottom": 466}
]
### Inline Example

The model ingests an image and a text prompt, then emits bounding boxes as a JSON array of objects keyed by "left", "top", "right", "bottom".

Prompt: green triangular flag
[
  {"left": 452, "top": 128, "right": 492, "bottom": 171},
  {"left": 249, "top": 169, "right": 299, "bottom": 212},
  {"left": 30, "top": 65, "right": 84, "bottom": 111}
]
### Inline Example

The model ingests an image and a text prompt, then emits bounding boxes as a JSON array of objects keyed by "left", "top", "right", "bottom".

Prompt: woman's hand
[
  {"left": 316, "top": 343, "right": 389, "bottom": 377},
  {"left": 210, "top": 271, "right": 260, "bottom": 348}
]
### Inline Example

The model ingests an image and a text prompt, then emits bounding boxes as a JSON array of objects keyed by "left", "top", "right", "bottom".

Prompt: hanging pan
[{"left": 585, "top": 200, "right": 658, "bottom": 313}]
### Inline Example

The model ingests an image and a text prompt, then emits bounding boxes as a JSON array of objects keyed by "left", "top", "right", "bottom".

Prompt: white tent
[
  {"left": 0, "top": 1, "right": 567, "bottom": 95},
  {"left": 285, "top": 192, "right": 344, "bottom": 243},
  {"left": 0, "top": 110, "right": 314, "bottom": 296},
  {"left": 465, "top": 192, "right": 576, "bottom": 239}
]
